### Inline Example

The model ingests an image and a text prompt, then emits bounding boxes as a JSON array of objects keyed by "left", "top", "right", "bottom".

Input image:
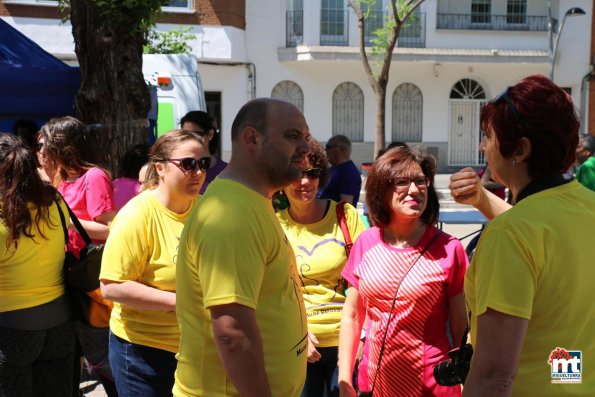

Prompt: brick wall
[
  {"left": 0, "top": 0, "right": 245, "bottom": 29},
  {"left": 0, "top": 2, "right": 64, "bottom": 19}
]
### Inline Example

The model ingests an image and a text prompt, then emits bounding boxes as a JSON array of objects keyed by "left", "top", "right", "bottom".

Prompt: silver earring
[{"left": 512, "top": 159, "right": 517, "bottom": 166}]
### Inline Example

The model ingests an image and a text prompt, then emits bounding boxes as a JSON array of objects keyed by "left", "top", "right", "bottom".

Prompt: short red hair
[{"left": 480, "top": 75, "right": 579, "bottom": 178}]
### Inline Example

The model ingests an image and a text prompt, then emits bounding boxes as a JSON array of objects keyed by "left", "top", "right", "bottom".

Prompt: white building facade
[{"left": 1, "top": 0, "right": 592, "bottom": 170}]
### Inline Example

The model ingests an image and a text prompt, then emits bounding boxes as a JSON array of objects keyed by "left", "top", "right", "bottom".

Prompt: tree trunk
[
  {"left": 374, "top": 85, "right": 386, "bottom": 158},
  {"left": 70, "top": 0, "right": 150, "bottom": 176}
]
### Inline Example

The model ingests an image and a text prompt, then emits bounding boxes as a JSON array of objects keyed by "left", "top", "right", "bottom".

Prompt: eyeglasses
[
  {"left": 301, "top": 168, "right": 322, "bottom": 179},
  {"left": 35, "top": 141, "right": 44, "bottom": 151},
  {"left": 164, "top": 157, "right": 211, "bottom": 173},
  {"left": 392, "top": 176, "right": 430, "bottom": 191},
  {"left": 325, "top": 144, "right": 340, "bottom": 150},
  {"left": 492, "top": 87, "right": 529, "bottom": 132}
]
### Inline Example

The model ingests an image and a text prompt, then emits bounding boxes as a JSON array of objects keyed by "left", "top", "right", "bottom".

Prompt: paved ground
[{"left": 81, "top": 174, "right": 483, "bottom": 396}]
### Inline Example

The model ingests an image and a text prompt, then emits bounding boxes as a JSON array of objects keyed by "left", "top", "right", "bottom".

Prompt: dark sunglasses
[
  {"left": 325, "top": 144, "right": 340, "bottom": 150},
  {"left": 35, "top": 141, "right": 44, "bottom": 151},
  {"left": 492, "top": 87, "right": 529, "bottom": 132},
  {"left": 301, "top": 168, "right": 322, "bottom": 179},
  {"left": 165, "top": 157, "right": 211, "bottom": 173}
]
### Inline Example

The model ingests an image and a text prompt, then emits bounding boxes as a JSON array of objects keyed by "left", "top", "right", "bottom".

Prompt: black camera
[{"left": 433, "top": 342, "right": 473, "bottom": 386}]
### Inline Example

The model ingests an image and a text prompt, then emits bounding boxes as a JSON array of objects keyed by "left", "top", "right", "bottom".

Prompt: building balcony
[
  {"left": 286, "top": 10, "right": 426, "bottom": 49},
  {"left": 436, "top": 13, "right": 549, "bottom": 32},
  {"left": 365, "top": 11, "right": 426, "bottom": 48}
]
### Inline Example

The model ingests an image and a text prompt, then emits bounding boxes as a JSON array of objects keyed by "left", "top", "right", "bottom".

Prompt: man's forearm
[{"left": 211, "top": 304, "right": 272, "bottom": 397}]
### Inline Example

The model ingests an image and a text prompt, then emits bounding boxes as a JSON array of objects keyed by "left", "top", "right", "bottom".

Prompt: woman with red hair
[{"left": 450, "top": 75, "right": 595, "bottom": 396}]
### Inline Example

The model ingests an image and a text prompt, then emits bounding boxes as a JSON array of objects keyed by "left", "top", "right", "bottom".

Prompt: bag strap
[
  {"left": 336, "top": 201, "right": 353, "bottom": 257},
  {"left": 370, "top": 229, "right": 443, "bottom": 395},
  {"left": 56, "top": 200, "right": 70, "bottom": 251},
  {"left": 55, "top": 192, "right": 93, "bottom": 246}
]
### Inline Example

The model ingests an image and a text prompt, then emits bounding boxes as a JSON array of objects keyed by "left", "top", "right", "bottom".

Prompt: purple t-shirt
[
  {"left": 342, "top": 225, "right": 467, "bottom": 396},
  {"left": 199, "top": 158, "right": 227, "bottom": 194},
  {"left": 319, "top": 160, "right": 361, "bottom": 206}
]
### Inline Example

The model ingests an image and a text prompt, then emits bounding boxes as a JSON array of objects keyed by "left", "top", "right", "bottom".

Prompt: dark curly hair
[
  {"left": 306, "top": 138, "right": 330, "bottom": 188},
  {"left": 0, "top": 134, "right": 58, "bottom": 250},
  {"left": 365, "top": 146, "right": 439, "bottom": 227}
]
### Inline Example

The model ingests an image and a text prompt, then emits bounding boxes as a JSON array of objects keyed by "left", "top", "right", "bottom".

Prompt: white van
[{"left": 142, "top": 54, "right": 206, "bottom": 140}]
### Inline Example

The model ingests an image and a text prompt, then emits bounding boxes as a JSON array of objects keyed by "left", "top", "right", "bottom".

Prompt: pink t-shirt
[
  {"left": 58, "top": 167, "right": 115, "bottom": 257},
  {"left": 113, "top": 177, "right": 141, "bottom": 212},
  {"left": 342, "top": 225, "right": 467, "bottom": 397}
]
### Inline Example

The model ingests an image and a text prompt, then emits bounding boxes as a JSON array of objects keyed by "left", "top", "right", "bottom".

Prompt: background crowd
[{"left": 1, "top": 74, "right": 594, "bottom": 397}]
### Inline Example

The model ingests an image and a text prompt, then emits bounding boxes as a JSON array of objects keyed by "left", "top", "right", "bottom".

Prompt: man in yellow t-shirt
[{"left": 174, "top": 98, "right": 311, "bottom": 397}]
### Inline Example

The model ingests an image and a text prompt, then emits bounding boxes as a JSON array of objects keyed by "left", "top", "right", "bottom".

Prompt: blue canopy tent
[{"left": 0, "top": 18, "right": 80, "bottom": 132}]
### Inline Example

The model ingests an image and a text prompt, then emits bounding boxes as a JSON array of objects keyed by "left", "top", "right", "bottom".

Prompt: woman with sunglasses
[
  {"left": 39, "top": 116, "right": 118, "bottom": 396},
  {"left": 449, "top": 76, "right": 595, "bottom": 396},
  {"left": 338, "top": 147, "right": 468, "bottom": 397},
  {"left": 277, "top": 139, "right": 366, "bottom": 397},
  {"left": 100, "top": 129, "right": 210, "bottom": 396}
]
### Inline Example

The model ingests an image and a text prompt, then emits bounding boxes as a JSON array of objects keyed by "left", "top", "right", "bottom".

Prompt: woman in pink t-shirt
[
  {"left": 338, "top": 147, "right": 468, "bottom": 397},
  {"left": 40, "top": 116, "right": 118, "bottom": 397}
]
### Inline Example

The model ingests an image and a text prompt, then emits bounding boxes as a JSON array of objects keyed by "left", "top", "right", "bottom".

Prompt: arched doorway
[{"left": 448, "top": 78, "right": 487, "bottom": 165}]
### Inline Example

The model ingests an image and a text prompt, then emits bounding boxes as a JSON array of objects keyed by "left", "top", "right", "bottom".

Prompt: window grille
[
  {"left": 271, "top": 81, "right": 304, "bottom": 112},
  {"left": 332, "top": 82, "right": 364, "bottom": 142}
]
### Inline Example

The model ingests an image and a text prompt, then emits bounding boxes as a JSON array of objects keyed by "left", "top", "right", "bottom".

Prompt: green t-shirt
[{"left": 576, "top": 156, "right": 595, "bottom": 192}]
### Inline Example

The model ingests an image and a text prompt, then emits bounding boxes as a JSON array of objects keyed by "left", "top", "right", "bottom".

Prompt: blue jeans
[
  {"left": 109, "top": 332, "right": 177, "bottom": 397},
  {"left": 301, "top": 346, "right": 339, "bottom": 397}
]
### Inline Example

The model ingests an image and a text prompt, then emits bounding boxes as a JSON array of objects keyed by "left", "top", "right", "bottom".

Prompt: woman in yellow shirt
[
  {"left": 277, "top": 139, "right": 366, "bottom": 397},
  {"left": 100, "top": 130, "right": 210, "bottom": 397},
  {"left": 0, "top": 134, "right": 75, "bottom": 397}
]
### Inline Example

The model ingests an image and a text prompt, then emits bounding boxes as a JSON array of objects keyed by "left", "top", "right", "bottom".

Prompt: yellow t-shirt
[
  {"left": 465, "top": 181, "right": 595, "bottom": 396},
  {"left": 100, "top": 190, "right": 195, "bottom": 353},
  {"left": 0, "top": 200, "right": 67, "bottom": 312},
  {"left": 174, "top": 179, "right": 308, "bottom": 397},
  {"left": 277, "top": 200, "right": 366, "bottom": 347}
]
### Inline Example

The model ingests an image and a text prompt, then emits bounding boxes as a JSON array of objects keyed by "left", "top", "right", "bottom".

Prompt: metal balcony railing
[
  {"left": 286, "top": 10, "right": 304, "bottom": 47},
  {"left": 364, "top": 11, "right": 426, "bottom": 48},
  {"left": 320, "top": 10, "right": 349, "bottom": 46},
  {"left": 399, "top": 12, "right": 426, "bottom": 48},
  {"left": 436, "top": 13, "right": 548, "bottom": 31}
]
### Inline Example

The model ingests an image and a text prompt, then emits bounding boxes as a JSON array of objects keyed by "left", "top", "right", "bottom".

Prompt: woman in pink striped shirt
[{"left": 338, "top": 147, "right": 468, "bottom": 397}]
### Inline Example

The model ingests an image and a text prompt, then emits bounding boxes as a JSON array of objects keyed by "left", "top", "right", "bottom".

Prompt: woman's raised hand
[{"left": 448, "top": 167, "right": 483, "bottom": 207}]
